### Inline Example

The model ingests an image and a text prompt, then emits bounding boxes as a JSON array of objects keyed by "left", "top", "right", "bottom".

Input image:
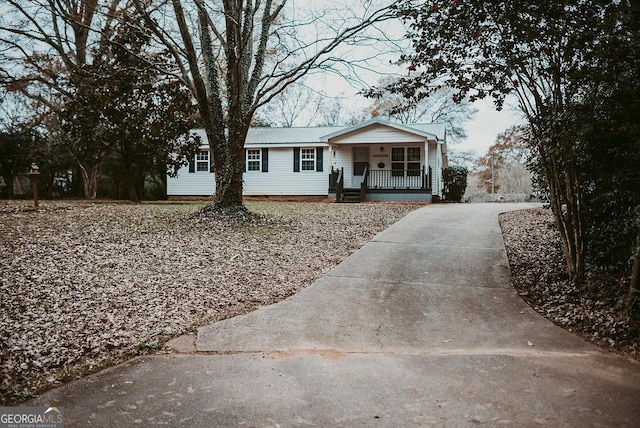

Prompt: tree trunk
[
  {"left": 629, "top": 239, "right": 640, "bottom": 310},
  {"left": 537, "top": 139, "right": 586, "bottom": 285},
  {"left": 126, "top": 179, "right": 139, "bottom": 203},
  {"left": 5, "top": 174, "right": 15, "bottom": 199},
  {"left": 209, "top": 123, "right": 248, "bottom": 209},
  {"left": 123, "top": 163, "right": 140, "bottom": 202},
  {"left": 78, "top": 162, "right": 99, "bottom": 199}
]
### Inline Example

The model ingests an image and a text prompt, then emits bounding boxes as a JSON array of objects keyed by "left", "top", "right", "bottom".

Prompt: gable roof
[
  {"left": 190, "top": 119, "right": 447, "bottom": 148},
  {"left": 320, "top": 117, "right": 447, "bottom": 142}
]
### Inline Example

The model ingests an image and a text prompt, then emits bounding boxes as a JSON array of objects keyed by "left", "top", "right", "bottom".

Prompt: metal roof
[
  {"left": 191, "top": 120, "right": 446, "bottom": 147},
  {"left": 407, "top": 123, "right": 447, "bottom": 141},
  {"left": 246, "top": 126, "right": 342, "bottom": 145}
]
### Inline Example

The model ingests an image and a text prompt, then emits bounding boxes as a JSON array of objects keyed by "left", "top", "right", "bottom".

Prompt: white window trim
[
  {"left": 196, "top": 150, "right": 209, "bottom": 172},
  {"left": 246, "top": 149, "right": 261, "bottom": 172},
  {"left": 300, "top": 148, "right": 316, "bottom": 172}
]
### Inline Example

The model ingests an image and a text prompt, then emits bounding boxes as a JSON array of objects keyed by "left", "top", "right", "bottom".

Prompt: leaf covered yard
[
  {"left": 500, "top": 208, "right": 640, "bottom": 358},
  {"left": 0, "top": 200, "right": 419, "bottom": 404}
]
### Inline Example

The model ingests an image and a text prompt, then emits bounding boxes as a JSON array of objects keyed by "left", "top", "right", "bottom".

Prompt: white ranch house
[{"left": 167, "top": 118, "right": 448, "bottom": 202}]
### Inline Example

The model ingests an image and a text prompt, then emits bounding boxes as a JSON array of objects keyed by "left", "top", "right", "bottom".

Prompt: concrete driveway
[{"left": 31, "top": 203, "right": 640, "bottom": 427}]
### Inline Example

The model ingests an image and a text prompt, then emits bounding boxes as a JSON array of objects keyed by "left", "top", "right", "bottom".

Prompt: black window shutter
[
  {"left": 189, "top": 159, "right": 195, "bottom": 173},
  {"left": 210, "top": 150, "right": 214, "bottom": 173},
  {"left": 243, "top": 149, "right": 247, "bottom": 172},
  {"left": 293, "top": 147, "right": 300, "bottom": 172},
  {"left": 262, "top": 148, "right": 269, "bottom": 172},
  {"left": 316, "top": 147, "right": 323, "bottom": 172}
]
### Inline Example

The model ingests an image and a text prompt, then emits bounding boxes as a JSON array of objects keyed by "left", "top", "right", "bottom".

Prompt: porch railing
[
  {"left": 365, "top": 166, "right": 432, "bottom": 190},
  {"left": 330, "top": 166, "right": 344, "bottom": 201}
]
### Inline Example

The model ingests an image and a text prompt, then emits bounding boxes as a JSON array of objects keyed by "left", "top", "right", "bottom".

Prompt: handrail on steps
[
  {"left": 359, "top": 165, "right": 369, "bottom": 201},
  {"left": 335, "top": 167, "right": 344, "bottom": 202}
]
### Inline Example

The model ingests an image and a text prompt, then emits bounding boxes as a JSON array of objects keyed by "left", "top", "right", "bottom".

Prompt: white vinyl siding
[
  {"left": 167, "top": 163, "right": 215, "bottom": 196},
  {"left": 244, "top": 147, "right": 327, "bottom": 195},
  {"left": 426, "top": 142, "right": 444, "bottom": 197},
  {"left": 168, "top": 147, "right": 329, "bottom": 196},
  {"left": 332, "top": 145, "right": 354, "bottom": 186}
]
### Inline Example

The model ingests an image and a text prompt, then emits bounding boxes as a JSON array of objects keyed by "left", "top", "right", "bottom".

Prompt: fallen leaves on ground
[
  {"left": 0, "top": 200, "right": 419, "bottom": 404},
  {"left": 500, "top": 207, "right": 639, "bottom": 358}
]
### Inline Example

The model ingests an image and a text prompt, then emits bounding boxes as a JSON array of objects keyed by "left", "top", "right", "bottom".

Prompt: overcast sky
[
  {"left": 294, "top": 1, "right": 525, "bottom": 159},
  {"left": 312, "top": 75, "right": 524, "bottom": 159},
  {"left": 459, "top": 98, "right": 524, "bottom": 156}
]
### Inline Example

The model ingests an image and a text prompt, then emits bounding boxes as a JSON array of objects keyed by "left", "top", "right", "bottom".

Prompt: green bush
[{"left": 442, "top": 166, "right": 468, "bottom": 202}]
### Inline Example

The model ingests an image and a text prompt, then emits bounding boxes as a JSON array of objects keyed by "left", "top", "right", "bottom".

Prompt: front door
[{"left": 352, "top": 147, "right": 370, "bottom": 187}]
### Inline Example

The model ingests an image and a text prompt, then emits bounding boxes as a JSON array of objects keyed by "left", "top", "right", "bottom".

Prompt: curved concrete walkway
[{"left": 32, "top": 203, "right": 640, "bottom": 427}]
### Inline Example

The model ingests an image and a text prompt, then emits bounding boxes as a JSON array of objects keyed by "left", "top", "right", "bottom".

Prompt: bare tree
[
  {"left": 368, "top": 77, "right": 477, "bottom": 143},
  {"left": 0, "top": 0, "right": 132, "bottom": 198},
  {"left": 133, "top": 0, "right": 397, "bottom": 210},
  {"left": 474, "top": 125, "right": 532, "bottom": 195},
  {"left": 498, "top": 162, "right": 533, "bottom": 195},
  {"left": 254, "top": 83, "right": 323, "bottom": 127},
  {"left": 311, "top": 94, "right": 368, "bottom": 127}
]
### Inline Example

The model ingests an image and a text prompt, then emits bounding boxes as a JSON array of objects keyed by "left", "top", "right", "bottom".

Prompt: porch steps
[{"left": 339, "top": 188, "right": 362, "bottom": 203}]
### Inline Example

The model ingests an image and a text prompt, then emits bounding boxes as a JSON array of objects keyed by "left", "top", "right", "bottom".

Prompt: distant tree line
[
  {"left": 0, "top": 2, "right": 201, "bottom": 201},
  {"left": 465, "top": 126, "right": 535, "bottom": 202},
  {"left": 1, "top": 0, "right": 403, "bottom": 207}
]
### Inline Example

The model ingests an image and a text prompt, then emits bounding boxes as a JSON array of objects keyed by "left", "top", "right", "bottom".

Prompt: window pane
[
  {"left": 247, "top": 149, "right": 261, "bottom": 171},
  {"left": 196, "top": 151, "right": 208, "bottom": 161},
  {"left": 407, "top": 147, "right": 420, "bottom": 162},
  {"left": 407, "top": 162, "right": 421, "bottom": 176},
  {"left": 391, "top": 162, "right": 404, "bottom": 177},
  {"left": 301, "top": 149, "right": 315, "bottom": 171},
  {"left": 196, "top": 162, "right": 209, "bottom": 172},
  {"left": 391, "top": 147, "right": 404, "bottom": 162}
]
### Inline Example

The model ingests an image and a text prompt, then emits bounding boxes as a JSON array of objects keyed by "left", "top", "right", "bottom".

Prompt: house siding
[
  {"left": 425, "top": 142, "right": 445, "bottom": 197},
  {"left": 167, "top": 147, "right": 329, "bottom": 196},
  {"left": 244, "top": 147, "right": 328, "bottom": 196},
  {"left": 167, "top": 161, "right": 215, "bottom": 196},
  {"left": 331, "top": 146, "right": 354, "bottom": 186},
  {"left": 434, "top": 144, "right": 444, "bottom": 197}
]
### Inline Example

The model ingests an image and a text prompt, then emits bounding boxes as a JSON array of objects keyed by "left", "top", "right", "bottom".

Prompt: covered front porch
[
  {"left": 321, "top": 118, "right": 446, "bottom": 203},
  {"left": 329, "top": 165, "right": 433, "bottom": 203}
]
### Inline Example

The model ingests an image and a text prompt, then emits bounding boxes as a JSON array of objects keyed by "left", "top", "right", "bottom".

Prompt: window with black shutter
[
  {"left": 293, "top": 148, "right": 300, "bottom": 172},
  {"left": 316, "top": 147, "right": 323, "bottom": 172},
  {"left": 294, "top": 147, "right": 323, "bottom": 172},
  {"left": 261, "top": 148, "right": 269, "bottom": 172}
]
